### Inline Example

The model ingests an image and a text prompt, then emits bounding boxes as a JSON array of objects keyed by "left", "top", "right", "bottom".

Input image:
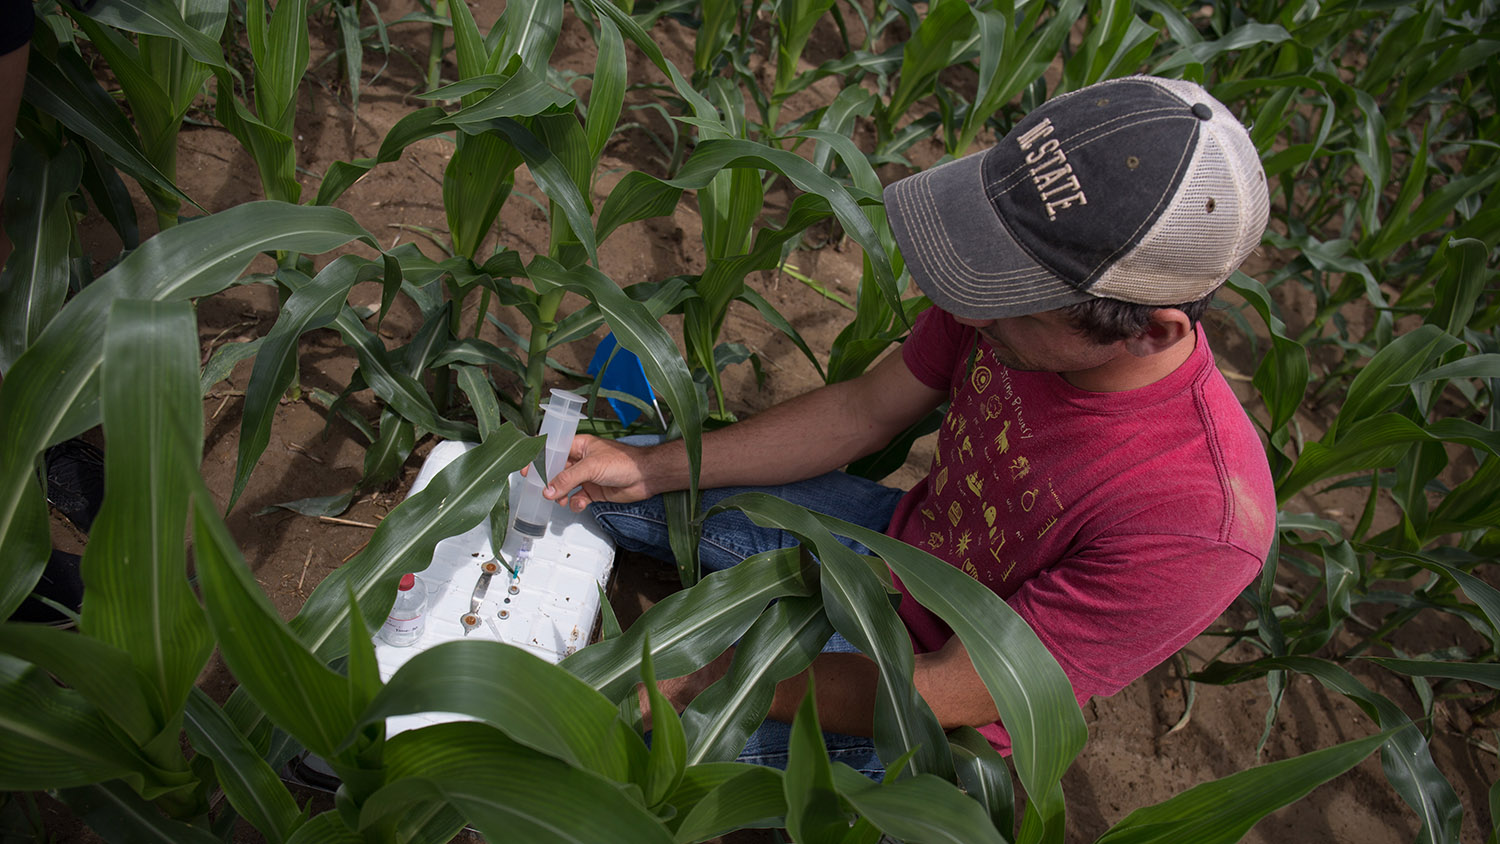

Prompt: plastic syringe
[{"left": 511, "top": 389, "right": 587, "bottom": 539}]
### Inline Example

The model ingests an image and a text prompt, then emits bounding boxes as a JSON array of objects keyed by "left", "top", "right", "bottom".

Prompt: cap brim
[{"left": 884, "top": 152, "right": 1094, "bottom": 319}]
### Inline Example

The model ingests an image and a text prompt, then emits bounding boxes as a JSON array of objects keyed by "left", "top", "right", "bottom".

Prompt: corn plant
[
  {"left": 2, "top": 1, "right": 205, "bottom": 371},
  {"left": 215, "top": 0, "right": 312, "bottom": 208},
  {"left": 57, "top": 0, "right": 227, "bottom": 230}
]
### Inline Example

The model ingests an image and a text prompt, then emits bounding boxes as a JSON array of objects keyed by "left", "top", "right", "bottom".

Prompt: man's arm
[
  {"left": 660, "top": 633, "right": 1000, "bottom": 736},
  {"left": 545, "top": 349, "right": 947, "bottom": 510}
]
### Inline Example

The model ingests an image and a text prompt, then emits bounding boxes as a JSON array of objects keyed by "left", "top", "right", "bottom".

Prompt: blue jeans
[{"left": 590, "top": 464, "right": 906, "bottom": 780}]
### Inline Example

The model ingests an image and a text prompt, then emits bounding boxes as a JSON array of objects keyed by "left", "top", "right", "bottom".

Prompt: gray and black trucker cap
[{"left": 883, "top": 76, "right": 1269, "bottom": 319}]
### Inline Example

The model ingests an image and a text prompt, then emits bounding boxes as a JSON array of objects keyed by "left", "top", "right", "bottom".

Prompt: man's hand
[{"left": 537, "top": 434, "right": 665, "bottom": 512}]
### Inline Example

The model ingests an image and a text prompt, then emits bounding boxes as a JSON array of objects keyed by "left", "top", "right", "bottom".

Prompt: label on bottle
[{"left": 384, "top": 614, "right": 423, "bottom": 636}]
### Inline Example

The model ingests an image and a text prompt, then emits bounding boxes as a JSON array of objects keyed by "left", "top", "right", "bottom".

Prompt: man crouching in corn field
[{"left": 543, "top": 75, "right": 1277, "bottom": 779}]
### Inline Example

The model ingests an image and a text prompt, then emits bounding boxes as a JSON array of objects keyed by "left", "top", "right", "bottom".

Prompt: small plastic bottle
[{"left": 380, "top": 573, "right": 427, "bottom": 647}]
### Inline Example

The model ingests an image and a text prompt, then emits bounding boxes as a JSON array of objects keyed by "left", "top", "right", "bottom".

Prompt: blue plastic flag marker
[{"left": 586, "top": 333, "right": 660, "bottom": 427}]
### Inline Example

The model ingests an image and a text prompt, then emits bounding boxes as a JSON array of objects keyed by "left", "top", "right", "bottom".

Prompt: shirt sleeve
[{"left": 901, "top": 307, "right": 971, "bottom": 392}]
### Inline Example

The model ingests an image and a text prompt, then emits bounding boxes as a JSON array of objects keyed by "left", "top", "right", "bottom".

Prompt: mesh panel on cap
[{"left": 1093, "top": 79, "right": 1269, "bottom": 305}]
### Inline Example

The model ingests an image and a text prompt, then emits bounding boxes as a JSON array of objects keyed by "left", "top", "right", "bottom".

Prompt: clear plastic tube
[{"left": 512, "top": 389, "right": 586, "bottom": 537}]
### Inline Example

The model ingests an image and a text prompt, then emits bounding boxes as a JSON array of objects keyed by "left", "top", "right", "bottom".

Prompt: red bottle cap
[{"left": 398, "top": 573, "right": 415, "bottom": 591}]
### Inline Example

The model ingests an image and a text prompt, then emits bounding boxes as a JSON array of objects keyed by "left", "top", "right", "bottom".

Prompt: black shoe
[
  {"left": 45, "top": 438, "right": 105, "bottom": 533},
  {"left": 9, "top": 550, "right": 84, "bottom": 627},
  {"left": 6, "top": 439, "right": 104, "bottom": 625}
]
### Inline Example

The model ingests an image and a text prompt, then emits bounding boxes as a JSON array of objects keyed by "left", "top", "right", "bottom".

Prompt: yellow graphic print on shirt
[
  {"left": 919, "top": 341, "right": 1074, "bottom": 592},
  {"left": 983, "top": 395, "right": 1005, "bottom": 420},
  {"left": 1009, "top": 456, "right": 1031, "bottom": 480},
  {"left": 971, "top": 363, "right": 992, "bottom": 393}
]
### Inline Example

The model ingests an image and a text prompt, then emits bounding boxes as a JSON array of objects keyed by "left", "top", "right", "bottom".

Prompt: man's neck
[{"left": 1062, "top": 327, "right": 1198, "bottom": 392}]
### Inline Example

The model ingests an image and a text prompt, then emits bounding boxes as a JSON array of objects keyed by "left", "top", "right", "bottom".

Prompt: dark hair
[{"left": 1061, "top": 292, "right": 1216, "bottom": 345}]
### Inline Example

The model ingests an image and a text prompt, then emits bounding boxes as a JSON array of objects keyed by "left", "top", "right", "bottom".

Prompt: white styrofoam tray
[{"left": 373, "top": 440, "right": 616, "bottom": 735}]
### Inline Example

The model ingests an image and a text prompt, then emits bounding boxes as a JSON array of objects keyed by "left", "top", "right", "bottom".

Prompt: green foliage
[{"left": 3, "top": 0, "right": 1496, "bottom": 841}]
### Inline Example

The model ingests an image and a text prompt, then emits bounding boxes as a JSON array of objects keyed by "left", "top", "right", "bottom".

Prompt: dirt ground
[{"left": 42, "top": 1, "right": 1498, "bottom": 841}]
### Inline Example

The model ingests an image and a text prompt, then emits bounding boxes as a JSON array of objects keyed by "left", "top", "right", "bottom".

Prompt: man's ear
[{"left": 1122, "top": 308, "right": 1193, "bottom": 358}]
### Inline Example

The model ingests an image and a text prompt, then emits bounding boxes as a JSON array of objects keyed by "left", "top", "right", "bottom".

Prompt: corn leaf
[
  {"left": 832, "top": 766, "right": 1007, "bottom": 844},
  {"left": 1094, "top": 729, "right": 1396, "bottom": 844},
  {"left": 797, "top": 509, "right": 1085, "bottom": 842},
  {"left": 290, "top": 428, "right": 538, "bottom": 661},
  {"left": 192, "top": 478, "right": 359, "bottom": 759},
  {"left": 284, "top": 813, "right": 364, "bottom": 844},
  {"left": 886, "top": 0, "right": 975, "bottom": 127},
  {"left": 1362, "top": 659, "right": 1500, "bottom": 691},
  {"left": 1225, "top": 271, "right": 1309, "bottom": 436},
  {"left": 447, "top": 0, "right": 489, "bottom": 81},
  {"left": 0, "top": 625, "right": 162, "bottom": 746},
  {"left": 585, "top": 15, "right": 626, "bottom": 164},
  {"left": 1277, "top": 413, "right": 1500, "bottom": 504},
  {"left": 233, "top": 257, "right": 382, "bottom": 509},
  {"left": 361, "top": 409, "right": 416, "bottom": 490},
  {"left": 668, "top": 764, "right": 786, "bottom": 843},
  {"left": 773, "top": 0, "right": 835, "bottom": 98},
  {"left": 527, "top": 256, "right": 703, "bottom": 500},
  {"left": 949, "top": 725, "right": 1015, "bottom": 835},
  {"left": 445, "top": 130, "right": 524, "bottom": 262},
  {"left": 315, "top": 106, "right": 448, "bottom": 206},
  {"left": 485, "top": 117, "right": 600, "bottom": 266},
  {"left": 693, "top": 0, "right": 737, "bottom": 73},
  {"left": 82, "top": 0, "right": 228, "bottom": 68},
  {"left": 492, "top": 0, "right": 563, "bottom": 72},
  {"left": 83, "top": 300, "right": 213, "bottom": 720},
  {"left": 21, "top": 52, "right": 191, "bottom": 207},
  {"left": 662, "top": 139, "right": 901, "bottom": 321},
  {"left": 1426, "top": 238, "right": 1490, "bottom": 336},
  {"left": 183, "top": 688, "right": 305, "bottom": 844},
  {"left": 1189, "top": 656, "right": 1462, "bottom": 844},
  {"left": 561, "top": 547, "right": 817, "bottom": 701},
  {"left": 359, "top": 640, "right": 645, "bottom": 783},
  {"left": 595, "top": 170, "right": 684, "bottom": 244},
  {"left": 1328, "top": 325, "right": 1463, "bottom": 441},
  {"left": 783, "top": 676, "right": 849, "bottom": 843},
  {"left": 959, "top": 0, "right": 1084, "bottom": 155},
  {"left": 681, "top": 594, "right": 832, "bottom": 766},
  {"left": 246, "top": 0, "right": 310, "bottom": 130},
  {"left": 73, "top": 21, "right": 175, "bottom": 162},
  {"left": 455, "top": 364, "right": 505, "bottom": 439},
  {"left": 718, "top": 494, "right": 953, "bottom": 780},
  {"left": 0, "top": 655, "right": 176, "bottom": 793},
  {"left": 444, "top": 64, "right": 576, "bottom": 131},
  {"left": 1372, "top": 548, "right": 1500, "bottom": 642},
  {"left": 365, "top": 723, "right": 674, "bottom": 844},
  {"left": 329, "top": 304, "right": 478, "bottom": 441},
  {"left": 641, "top": 636, "right": 688, "bottom": 806},
  {"left": 0, "top": 141, "right": 80, "bottom": 372},
  {"left": 52, "top": 781, "right": 222, "bottom": 843},
  {"left": 1153, "top": 23, "right": 1293, "bottom": 75}
]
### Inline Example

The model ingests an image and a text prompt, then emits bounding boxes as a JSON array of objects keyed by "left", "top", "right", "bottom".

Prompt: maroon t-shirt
[{"left": 889, "top": 308, "right": 1275, "bottom": 752}]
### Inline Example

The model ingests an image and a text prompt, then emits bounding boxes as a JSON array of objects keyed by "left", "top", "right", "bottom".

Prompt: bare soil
[{"left": 41, "top": 1, "right": 1498, "bottom": 841}]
